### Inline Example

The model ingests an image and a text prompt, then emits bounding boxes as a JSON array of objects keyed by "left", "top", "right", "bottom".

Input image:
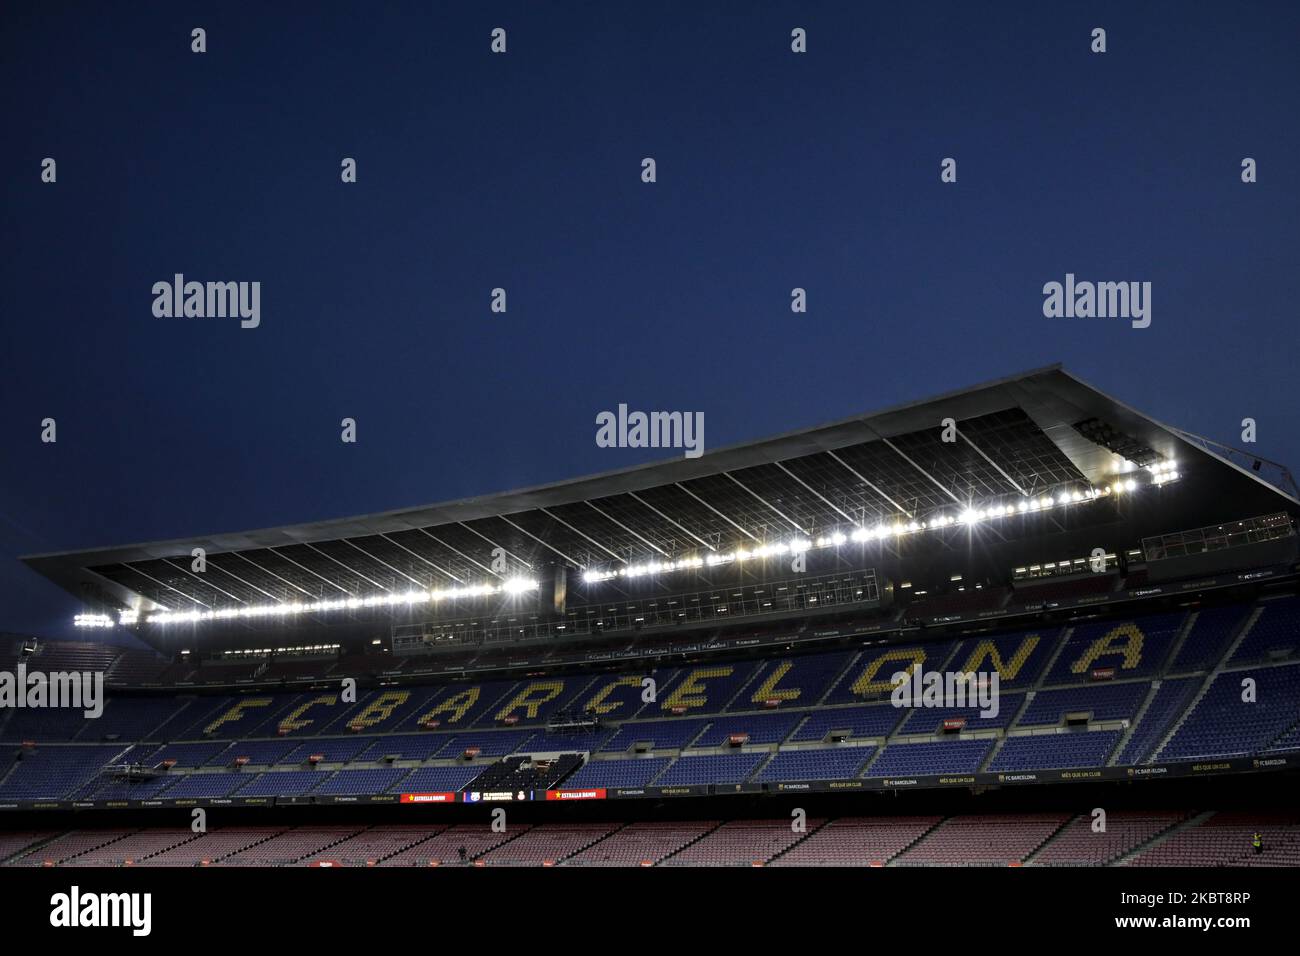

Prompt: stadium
[{"left": 2, "top": 365, "right": 1297, "bottom": 870}]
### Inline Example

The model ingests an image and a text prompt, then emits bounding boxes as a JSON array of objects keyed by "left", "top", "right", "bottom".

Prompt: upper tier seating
[
  {"left": 654, "top": 751, "right": 767, "bottom": 786},
  {"left": 691, "top": 712, "right": 802, "bottom": 747},
  {"left": 988, "top": 729, "right": 1122, "bottom": 771},
  {"left": 462, "top": 753, "right": 583, "bottom": 793},
  {"left": 790, "top": 704, "right": 902, "bottom": 742},
  {"left": 1017, "top": 683, "right": 1148, "bottom": 726},
  {"left": 754, "top": 746, "right": 874, "bottom": 782},
  {"left": 1156, "top": 664, "right": 1300, "bottom": 761},
  {"left": 396, "top": 765, "right": 491, "bottom": 793},
  {"left": 1042, "top": 612, "right": 1184, "bottom": 684},
  {"left": 1167, "top": 607, "right": 1249, "bottom": 673},
  {"left": 1229, "top": 598, "right": 1300, "bottom": 665},
  {"left": 1115, "top": 678, "right": 1199, "bottom": 765},
  {"left": 867, "top": 739, "right": 994, "bottom": 776},
  {"left": 896, "top": 693, "right": 1023, "bottom": 734},
  {"left": 0, "top": 745, "right": 132, "bottom": 799},
  {"left": 562, "top": 757, "right": 671, "bottom": 790},
  {"left": 1, "top": 595, "right": 1296, "bottom": 802},
  {"left": 106, "top": 649, "right": 172, "bottom": 685}
]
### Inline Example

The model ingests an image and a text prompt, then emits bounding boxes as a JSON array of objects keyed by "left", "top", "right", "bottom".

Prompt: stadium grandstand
[{"left": 4, "top": 365, "right": 1299, "bottom": 867}]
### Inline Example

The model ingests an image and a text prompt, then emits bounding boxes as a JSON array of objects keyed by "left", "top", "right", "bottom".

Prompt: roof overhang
[{"left": 23, "top": 364, "right": 1299, "bottom": 620}]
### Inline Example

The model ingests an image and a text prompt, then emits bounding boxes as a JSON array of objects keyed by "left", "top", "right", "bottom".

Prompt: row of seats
[
  {"left": 7, "top": 810, "right": 1291, "bottom": 866},
  {"left": 17, "top": 599, "right": 1291, "bottom": 746},
  {"left": 892, "top": 813, "right": 1071, "bottom": 865},
  {"left": 3, "top": 600, "right": 1297, "bottom": 800},
  {"left": 1125, "top": 811, "right": 1300, "bottom": 867},
  {"left": 7, "top": 664, "right": 1297, "bottom": 797}
]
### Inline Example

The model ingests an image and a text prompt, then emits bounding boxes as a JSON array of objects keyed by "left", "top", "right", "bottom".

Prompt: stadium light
[
  {"left": 73, "top": 613, "right": 114, "bottom": 628},
  {"left": 573, "top": 475, "right": 1170, "bottom": 585},
  {"left": 1148, "top": 460, "right": 1180, "bottom": 486},
  {"left": 139, "top": 577, "right": 539, "bottom": 626}
]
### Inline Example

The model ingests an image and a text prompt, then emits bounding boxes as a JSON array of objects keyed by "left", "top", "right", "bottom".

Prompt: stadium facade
[{"left": 3, "top": 365, "right": 1298, "bottom": 867}]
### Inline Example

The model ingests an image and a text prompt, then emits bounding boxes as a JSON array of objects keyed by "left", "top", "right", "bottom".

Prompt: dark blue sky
[{"left": 2, "top": 2, "right": 1298, "bottom": 639}]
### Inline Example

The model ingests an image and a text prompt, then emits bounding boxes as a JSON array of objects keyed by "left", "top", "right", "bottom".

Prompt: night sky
[{"left": 2, "top": 2, "right": 1298, "bottom": 640}]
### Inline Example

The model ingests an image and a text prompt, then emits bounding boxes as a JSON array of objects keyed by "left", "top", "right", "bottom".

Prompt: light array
[
  {"left": 222, "top": 643, "right": 340, "bottom": 657},
  {"left": 583, "top": 469, "right": 1179, "bottom": 585},
  {"left": 140, "top": 577, "right": 538, "bottom": 626},
  {"left": 73, "top": 613, "right": 115, "bottom": 628},
  {"left": 74, "top": 460, "right": 1182, "bottom": 627},
  {"left": 1148, "top": 460, "right": 1181, "bottom": 485}
]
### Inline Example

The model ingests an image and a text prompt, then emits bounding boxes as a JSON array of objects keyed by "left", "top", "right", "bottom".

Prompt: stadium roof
[{"left": 23, "top": 364, "right": 1300, "bottom": 618}]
